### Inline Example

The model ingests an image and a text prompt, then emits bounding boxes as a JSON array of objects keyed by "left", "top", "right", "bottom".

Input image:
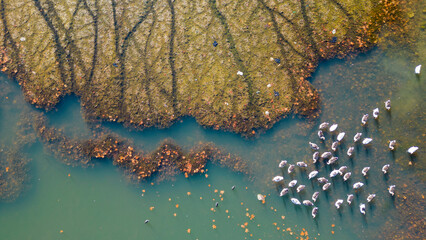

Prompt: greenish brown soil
[{"left": 0, "top": 0, "right": 411, "bottom": 136}]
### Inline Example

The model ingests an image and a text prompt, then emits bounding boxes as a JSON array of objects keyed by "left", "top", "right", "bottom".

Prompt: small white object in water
[
  {"left": 322, "top": 183, "right": 331, "bottom": 191},
  {"left": 347, "top": 147, "right": 354, "bottom": 157},
  {"left": 288, "top": 180, "right": 298, "bottom": 188},
  {"left": 329, "top": 123, "right": 338, "bottom": 132},
  {"left": 312, "top": 192, "right": 320, "bottom": 202},
  {"left": 327, "top": 156, "right": 338, "bottom": 165},
  {"left": 338, "top": 166, "right": 347, "bottom": 175},
  {"left": 382, "top": 164, "right": 390, "bottom": 174},
  {"left": 291, "top": 198, "right": 301, "bottom": 205},
  {"left": 337, "top": 132, "right": 345, "bottom": 142},
  {"left": 272, "top": 176, "right": 284, "bottom": 182},
  {"left": 353, "top": 182, "right": 364, "bottom": 189},
  {"left": 279, "top": 160, "right": 288, "bottom": 168},
  {"left": 321, "top": 151, "right": 332, "bottom": 159},
  {"left": 415, "top": 65, "right": 421, "bottom": 74},
  {"left": 318, "top": 130, "right": 325, "bottom": 140},
  {"left": 264, "top": 111, "right": 270, "bottom": 116},
  {"left": 335, "top": 199, "right": 343, "bottom": 209},
  {"left": 385, "top": 100, "right": 391, "bottom": 110},
  {"left": 237, "top": 71, "right": 243, "bottom": 76},
  {"left": 347, "top": 194, "right": 354, "bottom": 205},
  {"left": 288, "top": 164, "right": 295, "bottom": 174},
  {"left": 257, "top": 194, "right": 265, "bottom": 201},
  {"left": 361, "top": 114, "right": 369, "bottom": 125},
  {"left": 296, "top": 162, "right": 307, "bottom": 168},
  {"left": 362, "top": 138, "right": 373, "bottom": 145},
  {"left": 308, "top": 170, "right": 319, "bottom": 179},
  {"left": 362, "top": 167, "right": 370, "bottom": 176},
  {"left": 373, "top": 108, "right": 379, "bottom": 119},
  {"left": 20, "top": 37, "right": 26, "bottom": 42},
  {"left": 309, "top": 142, "right": 319, "bottom": 150},
  {"left": 389, "top": 140, "right": 396, "bottom": 151},
  {"left": 332, "top": 29, "right": 336, "bottom": 34},
  {"left": 312, "top": 152, "right": 319, "bottom": 163},
  {"left": 407, "top": 146, "right": 419, "bottom": 155},
  {"left": 303, "top": 200, "right": 314, "bottom": 206},
  {"left": 331, "top": 141, "right": 338, "bottom": 152},
  {"left": 297, "top": 185, "right": 305, "bottom": 193},
  {"left": 319, "top": 122, "right": 329, "bottom": 130},
  {"left": 330, "top": 169, "right": 340, "bottom": 178},
  {"left": 360, "top": 203, "right": 366, "bottom": 215},
  {"left": 388, "top": 185, "right": 396, "bottom": 196},
  {"left": 312, "top": 207, "right": 318, "bottom": 218},
  {"left": 267, "top": 83, "right": 271, "bottom": 88},
  {"left": 367, "top": 194, "right": 376, "bottom": 203},
  {"left": 354, "top": 132, "right": 362, "bottom": 142},
  {"left": 280, "top": 188, "right": 289, "bottom": 196},
  {"left": 343, "top": 172, "right": 351, "bottom": 181}
]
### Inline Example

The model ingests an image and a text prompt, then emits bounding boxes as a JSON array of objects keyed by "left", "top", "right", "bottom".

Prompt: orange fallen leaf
[{"left": 187, "top": 229, "right": 191, "bottom": 234}]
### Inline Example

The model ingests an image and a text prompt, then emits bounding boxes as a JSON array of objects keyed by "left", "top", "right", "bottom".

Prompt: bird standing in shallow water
[
  {"left": 385, "top": 100, "right": 391, "bottom": 110},
  {"left": 360, "top": 203, "right": 366, "bottom": 215},
  {"left": 388, "top": 185, "right": 396, "bottom": 196},
  {"left": 347, "top": 194, "right": 354, "bottom": 205},
  {"left": 312, "top": 207, "right": 319, "bottom": 218},
  {"left": 373, "top": 108, "right": 379, "bottom": 119},
  {"left": 361, "top": 114, "right": 369, "bottom": 125},
  {"left": 354, "top": 133, "right": 362, "bottom": 142},
  {"left": 362, "top": 167, "right": 370, "bottom": 176},
  {"left": 407, "top": 146, "right": 419, "bottom": 155},
  {"left": 389, "top": 140, "right": 396, "bottom": 151},
  {"left": 382, "top": 164, "right": 390, "bottom": 174}
]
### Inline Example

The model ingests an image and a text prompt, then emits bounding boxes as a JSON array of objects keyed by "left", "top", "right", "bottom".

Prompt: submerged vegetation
[
  {"left": 0, "top": 0, "right": 413, "bottom": 136},
  {"left": 0, "top": 147, "right": 30, "bottom": 202},
  {"left": 25, "top": 112, "right": 249, "bottom": 181}
]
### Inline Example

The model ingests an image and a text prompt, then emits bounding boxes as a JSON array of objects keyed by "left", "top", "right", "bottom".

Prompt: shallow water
[{"left": 0, "top": 44, "right": 424, "bottom": 239}]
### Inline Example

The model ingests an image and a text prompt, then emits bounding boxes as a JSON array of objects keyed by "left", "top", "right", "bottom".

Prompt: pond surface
[{"left": 0, "top": 44, "right": 424, "bottom": 239}]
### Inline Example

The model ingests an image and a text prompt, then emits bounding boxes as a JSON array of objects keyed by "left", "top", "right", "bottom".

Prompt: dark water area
[{"left": 0, "top": 44, "right": 424, "bottom": 239}]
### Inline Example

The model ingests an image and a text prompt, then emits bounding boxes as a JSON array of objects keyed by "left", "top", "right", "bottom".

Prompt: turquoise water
[{"left": 0, "top": 46, "right": 424, "bottom": 239}]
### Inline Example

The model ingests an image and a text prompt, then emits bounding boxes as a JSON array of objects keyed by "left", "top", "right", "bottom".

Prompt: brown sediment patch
[
  {"left": 29, "top": 112, "right": 249, "bottom": 181},
  {"left": 0, "top": 147, "right": 30, "bottom": 202},
  {"left": 0, "top": 0, "right": 414, "bottom": 137}
]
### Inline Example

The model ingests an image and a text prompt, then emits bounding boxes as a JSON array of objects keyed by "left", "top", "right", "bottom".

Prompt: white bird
[
  {"left": 280, "top": 188, "right": 289, "bottom": 196},
  {"left": 388, "top": 185, "right": 396, "bottom": 196},
  {"left": 407, "top": 146, "right": 419, "bottom": 155},
  {"left": 312, "top": 192, "right": 320, "bottom": 202},
  {"left": 303, "top": 200, "right": 314, "bottom": 206},
  {"left": 288, "top": 180, "right": 298, "bottom": 187},
  {"left": 335, "top": 199, "right": 344, "bottom": 209},
  {"left": 272, "top": 176, "right": 284, "bottom": 182},
  {"left": 354, "top": 133, "right": 362, "bottom": 142},
  {"left": 385, "top": 100, "right": 391, "bottom": 111},
  {"left": 367, "top": 194, "right": 376, "bottom": 203},
  {"left": 257, "top": 194, "right": 265, "bottom": 201},
  {"left": 308, "top": 170, "right": 319, "bottom": 179},
  {"left": 331, "top": 141, "right": 339, "bottom": 152},
  {"left": 347, "top": 147, "right": 354, "bottom": 157},
  {"left": 322, "top": 183, "right": 331, "bottom": 191},
  {"left": 389, "top": 140, "right": 396, "bottom": 151},
  {"left": 330, "top": 169, "right": 340, "bottom": 178},
  {"left": 329, "top": 124, "right": 338, "bottom": 132},
  {"left": 360, "top": 203, "right": 366, "bottom": 215},
  {"left": 382, "top": 164, "right": 390, "bottom": 174},
  {"left": 337, "top": 132, "right": 345, "bottom": 142},
  {"left": 317, "top": 177, "right": 328, "bottom": 184},
  {"left": 288, "top": 164, "right": 295, "bottom": 174},
  {"left": 296, "top": 162, "right": 308, "bottom": 168},
  {"left": 309, "top": 142, "right": 320, "bottom": 150},
  {"left": 343, "top": 172, "right": 352, "bottom": 181},
  {"left": 338, "top": 166, "right": 348, "bottom": 175},
  {"left": 321, "top": 152, "right": 332, "bottom": 159},
  {"left": 362, "top": 138, "right": 373, "bottom": 145},
  {"left": 373, "top": 108, "right": 379, "bottom": 119},
  {"left": 313, "top": 152, "right": 320, "bottom": 163},
  {"left": 291, "top": 198, "right": 301, "bottom": 205},
  {"left": 327, "top": 156, "right": 338, "bottom": 165},
  {"left": 318, "top": 130, "right": 325, "bottom": 140},
  {"left": 237, "top": 70, "right": 243, "bottom": 76},
  {"left": 297, "top": 185, "right": 306, "bottom": 193},
  {"left": 347, "top": 194, "right": 354, "bottom": 205},
  {"left": 361, "top": 114, "right": 369, "bottom": 125},
  {"left": 319, "top": 122, "right": 329, "bottom": 130},
  {"left": 362, "top": 167, "right": 370, "bottom": 176},
  {"left": 279, "top": 160, "right": 288, "bottom": 168},
  {"left": 312, "top": 207, "right": 318, "bottom": 218},
  {"left": 415, "top": 64, "right": 421, "bottom": 74},
  {"left": 353, "top": 182, "right": 364, "bottom": 189}
]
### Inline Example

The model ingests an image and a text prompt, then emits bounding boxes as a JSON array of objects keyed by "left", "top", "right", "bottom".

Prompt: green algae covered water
[{"left": 0, "top": 45, "right": 424, "bottom": 240}]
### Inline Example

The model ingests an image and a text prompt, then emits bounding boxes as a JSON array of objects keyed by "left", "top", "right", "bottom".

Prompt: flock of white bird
[{"left": 268, "top": 65, "right": 421, "bottom": 219}]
